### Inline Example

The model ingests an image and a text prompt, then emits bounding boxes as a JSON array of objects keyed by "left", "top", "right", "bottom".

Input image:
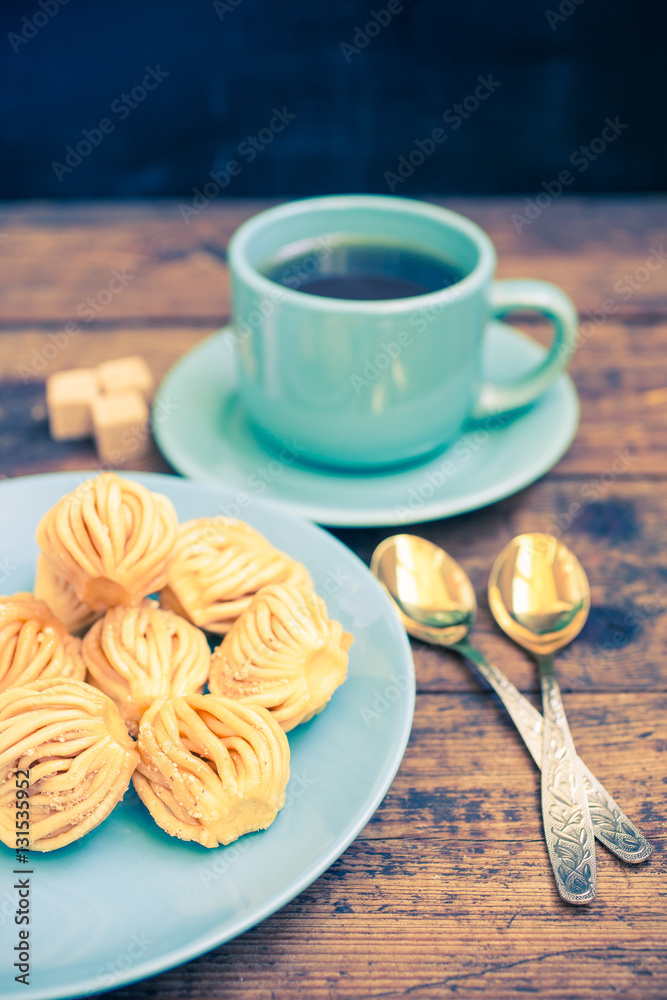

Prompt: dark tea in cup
[{"left": 261, "top": 236, "right": 466, "bottom": 301}]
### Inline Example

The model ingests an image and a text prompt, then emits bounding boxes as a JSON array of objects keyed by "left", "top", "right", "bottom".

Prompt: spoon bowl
[
  {"left": 371, "top": 534, "right": 476, "bottom": 646},
  {"left": 488, "top": 533, "right": 590, "bottom": 656}
]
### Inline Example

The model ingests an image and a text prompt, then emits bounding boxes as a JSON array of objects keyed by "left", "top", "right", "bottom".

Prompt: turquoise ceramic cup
[{"left": 228, "top": 195, "right": 578, "bottom": 469}]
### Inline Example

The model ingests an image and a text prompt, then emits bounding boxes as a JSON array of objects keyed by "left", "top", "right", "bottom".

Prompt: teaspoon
[{"left": 488, "top": 533, "right": 599, "bottom": 903}]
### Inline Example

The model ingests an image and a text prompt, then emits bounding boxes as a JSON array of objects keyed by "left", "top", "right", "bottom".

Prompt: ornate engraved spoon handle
[
  {"left": 452, "top": 640, "right": 651, "bottom": 865},
  {"left": 538, "top": 654, "right": 596, "bottom": 904}
]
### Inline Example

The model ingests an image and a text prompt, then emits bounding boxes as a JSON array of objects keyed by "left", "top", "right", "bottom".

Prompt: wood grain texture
[
  {"left": 0, "top": 198, "right": 665, "bottom": 1000},
  {"left": 0, "top": 198, "right": 665, "bottom": 322},
  {"left": 1, "top": 317, "right": 666, "bottom": 477},
  {"left": 105, "top": 837, "right": 666, "bottom": 1000}
]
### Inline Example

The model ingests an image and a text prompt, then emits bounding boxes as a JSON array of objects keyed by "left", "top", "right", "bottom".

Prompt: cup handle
[{"left": 471, "top": 279, "right": 578, "bottom": 419}]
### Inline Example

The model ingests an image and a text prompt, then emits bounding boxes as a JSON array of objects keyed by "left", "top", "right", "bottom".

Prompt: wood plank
[
  {"left": 0, "top": 198, "right": 665, "bottom": 323},
  {"left": 334, "top": 476, "right": 667, "bottom": 696},
  {"left": 0, "top": 314, "right": 666, "bottom": 477},
  {"left": 0, "top": 326, "right": 208, "bottom": 385},
  {"left": 361, "top": 692, "right": 665, "bottom": 841},
  {"left": 104, "top": 839, "right": 666, "bottom": 1000},
  {"left": 0, "top": 200, "right": 261, "bottom": 325},
  {"left": 2, "top": 315, "right": 666, "bottom": 380}
]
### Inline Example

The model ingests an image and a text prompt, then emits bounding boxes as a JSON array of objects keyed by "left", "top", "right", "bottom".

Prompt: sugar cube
[
  {"left": 46, "top": 369, "right": 99, "bottom": 440},
  {"left": 91, "top": 390, "right": 151, "bottom": 463},
  {"left": 95, "top": 356, "right": 155, "bottom": 401}
]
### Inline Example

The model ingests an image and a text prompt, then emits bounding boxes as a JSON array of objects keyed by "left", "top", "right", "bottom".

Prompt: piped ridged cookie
[
  {"left": 160, "top": 517, "right": 311, "bottom": 634},
  {"left": 0, "top": 678, "right": 139, "bottom": 852},
  {"left": 36, "top": 472, "right": 177, "bottom": 610},
  {"left": 0, "top": 593, "right": 85, "bottom": 693},
  {"left": 208, "top": 582, "right": 352, "bottom": 731},
  {"left": 133, "top": 693, "right": 290, "bottom": 847},
  {"left": 82, "top": 603, "right": 210, "bottom": 736}
]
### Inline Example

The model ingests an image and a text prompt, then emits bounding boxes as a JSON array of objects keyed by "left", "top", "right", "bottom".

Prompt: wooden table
[{"left": 1, "top": 198, "right": 665, "bottom": 1000}]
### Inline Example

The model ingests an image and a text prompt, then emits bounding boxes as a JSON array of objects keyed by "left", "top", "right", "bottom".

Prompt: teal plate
[
  {"left": 153, "top": 322, "right": 579, "bottom": 526},
  {"left": 0, "top": 472, "right": 414, "bottom": 1000}
]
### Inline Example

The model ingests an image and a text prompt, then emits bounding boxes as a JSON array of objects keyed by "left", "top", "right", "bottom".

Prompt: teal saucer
[{"left": 153, "top": 323, "right": 579, "bottom": 526}]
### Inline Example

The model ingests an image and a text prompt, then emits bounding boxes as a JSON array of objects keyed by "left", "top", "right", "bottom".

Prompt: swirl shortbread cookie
[
  {"left": 133, "top": 694, "right": 290, "bottom": 847},
  {"left": 36, "top": 473, "right": 177, "bottom": 610},
  {"left": 160, "top": 517, "right": 311, "bottom": 635},
  {"left": 33, "top": 554, "right": 100, "bottom": 634},
  {"left": 82, "top": 603, "right": 210, "bottom": 736},
  {"left": 208, "top": 582, "right": 352, "bottom": 732},
  {"left": 0, "top": 678, "right": 139, "bottom": 852},
  {"left": 0, "top": 593, "right": 85, "bottom": 694}
]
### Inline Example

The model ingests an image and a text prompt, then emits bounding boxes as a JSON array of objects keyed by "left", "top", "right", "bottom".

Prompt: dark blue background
[{"left": 1, "top": 0, "right": 664, "bottom": 198}]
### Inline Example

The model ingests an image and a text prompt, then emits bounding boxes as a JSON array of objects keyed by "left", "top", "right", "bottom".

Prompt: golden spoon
[
  {"left": 371, "top": 534, "right": 651, "bottom": 879},
  {"left": 488, "top": 532, "right": 600, "bottom": 904}
]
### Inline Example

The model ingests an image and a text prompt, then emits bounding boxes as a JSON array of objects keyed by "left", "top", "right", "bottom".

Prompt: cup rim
[{"left": 227, "top": 194, "right": 496, "bottom": 313}]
